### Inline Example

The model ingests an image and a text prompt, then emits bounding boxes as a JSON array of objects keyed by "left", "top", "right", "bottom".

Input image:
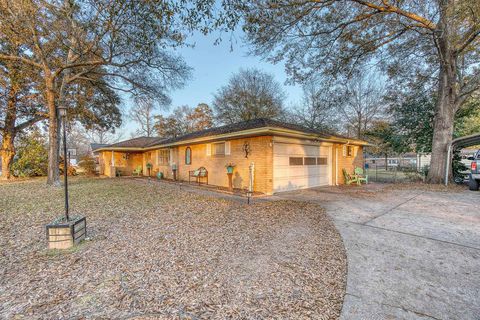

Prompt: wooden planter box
[{"left": 46, "top": 216, "right": 86, "bottom": 250}]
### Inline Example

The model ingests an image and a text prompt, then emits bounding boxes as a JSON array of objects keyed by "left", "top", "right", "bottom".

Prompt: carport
[{"left": 446, "top": 132, "right": 480, "bottom": 185}]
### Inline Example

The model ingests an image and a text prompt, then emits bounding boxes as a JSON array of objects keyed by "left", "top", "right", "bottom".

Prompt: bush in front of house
[{"left": 78, "top": 156, "right": 97, "bottom": 176}]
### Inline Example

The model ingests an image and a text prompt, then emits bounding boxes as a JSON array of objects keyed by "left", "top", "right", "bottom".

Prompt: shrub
[
  {"left": 402, "top": 167, "right": 423, "bottom": 182},
  {"left": 12, "top": 130, "right": 49, "bottom": 177},
  {"left": 78, "top": 156, "right": 97, "bottom": 176}
]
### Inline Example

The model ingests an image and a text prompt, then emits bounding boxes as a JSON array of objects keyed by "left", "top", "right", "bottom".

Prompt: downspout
[
  {"left": 335, "top": 146, "right": 339, "bottom": 185},
  {"left": 111, "top": 150, "right": 115, "bottom": 178},
  {"left": 445, "top": 143, "right": 451, "bottom": 186}
]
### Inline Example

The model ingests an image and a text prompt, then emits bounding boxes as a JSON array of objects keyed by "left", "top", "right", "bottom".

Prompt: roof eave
[
  {"left": 267, "top": 127, "right": 370, "bottom": 145},
  {"left": 96, "top": 127, "right": 370, "bottom": 152},
  {"left": 95, "top": 146, "right": 144, "bottom": 152}
]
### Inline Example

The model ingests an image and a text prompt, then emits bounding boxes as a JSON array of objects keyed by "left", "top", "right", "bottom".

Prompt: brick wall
[
  {"left": 150, "top": 136, "right": 274, "bottom": 194},
  {"left": 335, "top": 144, "right": 364, "bottom": 184},
  {"left": 100, "top": 138, "right": 364, "bottom": 192}
]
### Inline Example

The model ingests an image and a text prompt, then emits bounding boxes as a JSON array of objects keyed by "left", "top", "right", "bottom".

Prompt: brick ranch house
[{"left": 95, "top": 118, "right": 368, "bottom": 195}]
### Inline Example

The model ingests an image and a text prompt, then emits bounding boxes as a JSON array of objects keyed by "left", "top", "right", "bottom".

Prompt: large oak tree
[
  {"left": 0, "top": 0, "right": 195, "bottom": 185},
  {"left": 0, "top": 43, "right": 46, "bottom": 179},
  {"left": 232, "top": 0, "right": 480, "bottom": 183}
]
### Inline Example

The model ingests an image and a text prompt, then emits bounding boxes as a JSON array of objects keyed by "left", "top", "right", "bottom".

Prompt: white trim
[
  {"left": 206, "top": 143, "right": 211, "bottom": 156},
  {"left": 225, "top": 141, "right": 231, "bottom": 155},
  {"left": 329, "top": 146, "right": 333, "bottom": 185},
  {"left": 335, "top": 147, "right": 339, "bottom": 185}
]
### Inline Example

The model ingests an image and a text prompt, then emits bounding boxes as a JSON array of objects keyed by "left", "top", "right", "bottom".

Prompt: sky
[{"left": 123, "top": 32, "right": 303, "bottom": 135}]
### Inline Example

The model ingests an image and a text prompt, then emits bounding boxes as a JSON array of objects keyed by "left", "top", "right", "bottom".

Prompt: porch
[{"left": 100, "top": 150, "right": 144, "bottom": 177}]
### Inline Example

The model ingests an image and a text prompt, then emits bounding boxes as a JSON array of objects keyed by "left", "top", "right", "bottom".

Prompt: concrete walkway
[{"left": 274, "top": 186, "right": 480, "bottom": 320}]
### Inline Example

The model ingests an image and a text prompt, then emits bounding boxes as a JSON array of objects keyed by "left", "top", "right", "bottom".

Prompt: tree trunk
[
  {"left": 427, "top": 8, "right": 457, "bottom": 184},
  {"left": 0, "top": 134, "right": 15, "bottom": 180},
  {"left": 0, "top": 77, "right": 18, "bottom": 180},
  {"left": 427, "top": 74, "right": 456, "bottom": 184},
  {"left": 46, "top": 75, "right": 60, "bottom": 186}
]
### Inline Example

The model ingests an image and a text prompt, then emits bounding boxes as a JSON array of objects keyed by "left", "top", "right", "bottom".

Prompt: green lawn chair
[
  {"left": 132, "top": 165, "right": 142, "bottom": 176},
  {"left": 354, "top": 167, "right": 368, "bottom": 185},
  {"left": 342, "top": 168, "right": 358, "bottom": 185}
]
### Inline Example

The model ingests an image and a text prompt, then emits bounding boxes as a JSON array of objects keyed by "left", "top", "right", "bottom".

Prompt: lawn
[{"left": 0, "top": 178, "right": 346, "bottom": 319}]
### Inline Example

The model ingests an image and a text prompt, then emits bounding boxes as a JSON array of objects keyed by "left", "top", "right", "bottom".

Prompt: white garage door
[{"left": 273, "top": 143, "right": 331, "bottom": 192}]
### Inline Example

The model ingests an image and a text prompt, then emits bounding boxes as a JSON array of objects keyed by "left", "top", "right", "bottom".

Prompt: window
[
  {"left": 304, "top": 157, "right": 316, "bottom": 165},
  {"left": 346, "top": 145, "right": 354, "bottom": 157},
  {"left": 289, "top": 157, "right": 303, "bottom": 166},
  {"left": 185, "top": 147, "right": 191, "bottom": 165},
  {"left": 158, "top": 149, "right": 170, "bottom": 165},
  {"left": 317, "top": 157, "right": 328, "bottom": 165},
  {"left": 213, "top": 142, "right": 225, "bottom": 156}
]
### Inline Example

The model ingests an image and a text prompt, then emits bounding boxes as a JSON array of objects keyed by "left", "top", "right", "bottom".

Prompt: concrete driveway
[{"left": 273, "top": 185, "right": 480, "bottom": 320}]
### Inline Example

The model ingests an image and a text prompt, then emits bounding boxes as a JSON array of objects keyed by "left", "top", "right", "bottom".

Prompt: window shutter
[
  {"left": 206, "top": 144, "right": 211, "bottom": 156},
  {"left": 343, "top": 145, "right": 347, "bottom": 157},
  {"left": 225, "top": 141, "right": 231, "bottom": 155}
]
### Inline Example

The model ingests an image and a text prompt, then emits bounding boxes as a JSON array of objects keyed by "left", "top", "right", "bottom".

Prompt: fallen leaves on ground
[{"left": 0, "top": 177, "right": 346, "bottom": 319}]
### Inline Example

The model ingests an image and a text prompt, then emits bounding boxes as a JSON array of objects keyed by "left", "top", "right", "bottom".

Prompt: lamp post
[
  {"left": 58, "top": 105, "right": 69, "bottom": 221},
  {"left": 46, "top": 105, "right": 88, "bottom": 250}
]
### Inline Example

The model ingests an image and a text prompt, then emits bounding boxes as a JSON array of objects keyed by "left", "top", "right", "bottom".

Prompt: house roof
[
  {"left": 96, "top": 118, "right": 368, "bottom": 152},
  {"left": 90, "top": 143, "right": 110, "bottom": 151},
  {"left": 107, "top": 136, "right": 165, "bottom": 149},
  {"left": 144, "top": 118, "right": 343, "bottom": 147}
]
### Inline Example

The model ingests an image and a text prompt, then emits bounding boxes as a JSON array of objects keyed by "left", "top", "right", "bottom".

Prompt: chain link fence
[{"left": 364, "top": 156, "right": 429, "bottom": 183}]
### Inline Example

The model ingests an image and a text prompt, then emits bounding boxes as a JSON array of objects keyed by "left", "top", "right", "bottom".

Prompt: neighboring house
[
  {"left": 365, "top": 153, "right": 431, "bottom": 171},
  {"left": 67, "top": 148, "right": 78, "bottom": 166},
  {"left": 96, "top": 118, "right": 368, "bottom": 194},
  {"left": 59, "top": 145, "right": 79, "bottom": 166}
]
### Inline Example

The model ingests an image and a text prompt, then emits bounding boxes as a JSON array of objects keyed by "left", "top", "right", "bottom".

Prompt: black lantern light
[{"left": 242, "top": 141, "right": 250, "bottom": 158}]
